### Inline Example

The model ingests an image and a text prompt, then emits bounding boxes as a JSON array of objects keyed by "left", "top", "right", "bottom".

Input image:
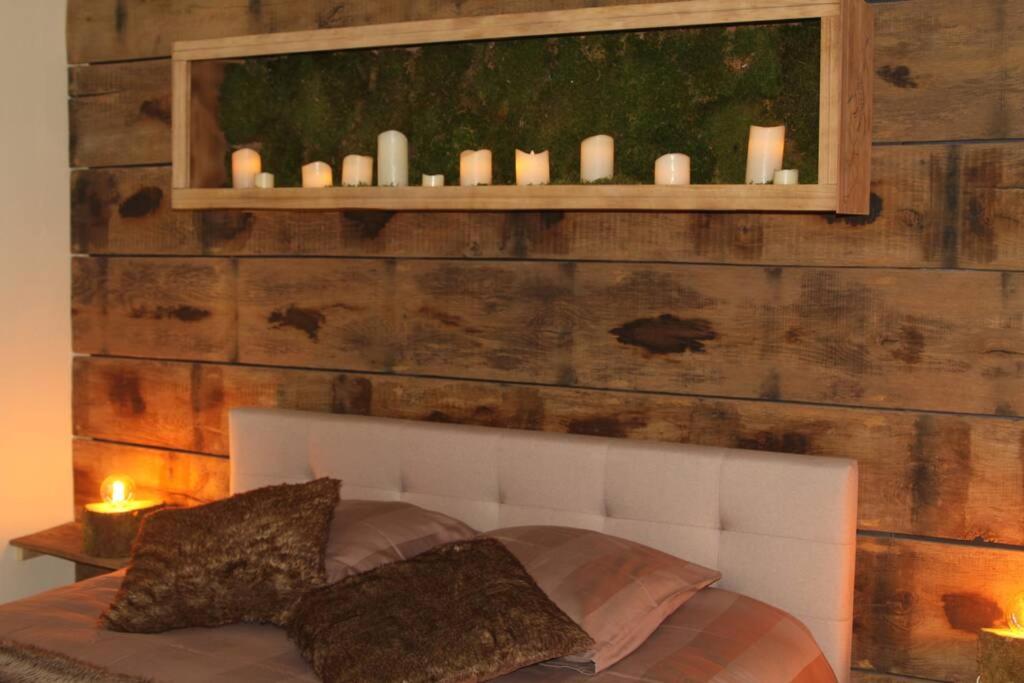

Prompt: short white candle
[
  {"left": 580, "top": 134, "right": 614, "bottom": 182},
  {"left": 746, "top": 125, "right": 786, "bottom": 184},
  {"left": 460, "top": 150, "right": 492, "bottom": 186},
  {"left": 515, "top": 150, "right": 550, "bottom": 186},
  {"left": 301, "top": 161, "right": 333, "bottom": 188},
  {"left": 342, "top": 154, "right": 374, "bottom": 187},
  {"left": 773, "top": 169, "right": 799, "bottom": 185},
  {"left": 377, "top": 130, "right": 409, "bottom": 187},
  {"left": 654, "top": 153, "right": 691, "bottom": 185},
  {"left": 254, "top": 172, "right": 275, "bottom": 189},
  {"left": 232, "top": 148, "right": 261, "bottom": 189},
  {"left": 422, "top": 174, "right": 445, "bottom": 187}
]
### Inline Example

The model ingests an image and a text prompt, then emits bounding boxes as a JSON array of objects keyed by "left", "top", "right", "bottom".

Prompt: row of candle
[{"left": 231, "top": 126, "right": 796, "bottom": 189}]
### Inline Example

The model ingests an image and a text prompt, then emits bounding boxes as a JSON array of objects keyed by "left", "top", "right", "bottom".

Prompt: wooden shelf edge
[
  {"left": 10, "top": 522, "right": 128, "bottom": 571},
  {"left": 172, "top": 184, "right": 839, "bottom": 212},
  {"left": 172, "top": 0, "right": 840, "bottom": 60}
]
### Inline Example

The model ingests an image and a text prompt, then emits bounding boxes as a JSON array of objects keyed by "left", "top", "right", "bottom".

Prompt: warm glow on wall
[
  {"left": 100, "top": 475, "right": 135, "bottom": 507},
  {"left": 1010, "top": 592, "right": 1024, "bottom": 635}
]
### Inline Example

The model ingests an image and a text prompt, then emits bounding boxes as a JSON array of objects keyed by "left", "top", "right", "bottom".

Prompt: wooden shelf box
[{"left": 171, "top": 0, "right": 873, "bottom": 214}]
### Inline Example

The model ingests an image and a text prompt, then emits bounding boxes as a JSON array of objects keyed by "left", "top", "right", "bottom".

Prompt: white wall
[{"left": 0, "top": 0, "right": 75, "bottom": 600}]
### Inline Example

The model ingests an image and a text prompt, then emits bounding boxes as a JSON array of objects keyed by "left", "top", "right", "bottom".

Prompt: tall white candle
[
  {"left": 254, "top": 172, "right": 275, "bottom": 189},
  {"left": 460, "top": 150, "right": 492, "bottom": 186},
  {"left": 301, "top": 161, "right": 333, "bottom": 188},
  {"left": 654, "top": 153, "right": 691, "bottom": 185},
  {"left": 377, "top": 130, "right": 409, "bottom": 187},
  {"left": 773, "top": 169, "right": 799, "bottom": 185},
  {"left": 342, "top": 154, "right": 374, "bottom": 187},
  {"left": 746, "top": 125, "right": 786, "bottom": 184},
  {"left": 422, "top": 174, "right": 445, "bottom": 187},
  {"left": 515, "top": 150, "right": 550, "bottom": 186},
  {"left": 580, "top": 135, "right": 614, "bottom": 182},
  {"left": 232, "top": 148, "right": 261, "bottom": 189}
]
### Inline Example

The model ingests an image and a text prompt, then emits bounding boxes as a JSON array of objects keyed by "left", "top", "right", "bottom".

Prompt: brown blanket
[{"left": 0, "top": 640, "right": 152, "bottom": 683}]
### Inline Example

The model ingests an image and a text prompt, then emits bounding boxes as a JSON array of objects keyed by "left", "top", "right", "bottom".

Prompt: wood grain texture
[
  {"left": 171, "top": 185, "right": 839, "bottom": 213},
  {"left": 854, "top": 536, "right": 1024, "bottom": 681},
  {"left": 9, "top": 522, "right": 127, "bottom": 571},
  {"left": 72, "top": 356, "right": 1024, "bottom": 546},
  {"left": 172, "top": 0, "right": 839, "bottom": 61},
  {"left": 72, "top": 256, "right": 237, "bottom": 362},
  {"left": 71, "top": 143, "right": 955, "bottom": 265},
  {"left": 872, "top": 0, "right": 1024, "bottom": 143},
  {"left": 73, "top": 439, "right": 228, "bottom": 518},
  {"left": 69, "top": 60, "right": 171, "bottom": 168},
  {"left": 72, "top": 256, "right": 1024, "bottom": 417},
  {"left": 836, "top": 0, "right": 873, "bottom": 214}
]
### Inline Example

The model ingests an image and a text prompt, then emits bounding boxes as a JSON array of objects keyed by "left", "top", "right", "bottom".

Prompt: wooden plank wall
[{"left": 66, "top": 1, "right": 1024, "bottom": 681}]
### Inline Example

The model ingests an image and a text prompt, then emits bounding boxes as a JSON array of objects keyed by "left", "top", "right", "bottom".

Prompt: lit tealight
[
  {"left": 101, "top": 475, "right": 135, "bottom": 507},
  {"left": 1011, "top": 592, "right": 1024, "bottom": 634}
]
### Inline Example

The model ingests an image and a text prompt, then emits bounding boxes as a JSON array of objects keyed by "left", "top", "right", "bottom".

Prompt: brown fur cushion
[
  {"left": 287, "top": 538, "right": 594, "bottom": 683},
  {"left": 0, "top": 640, "right": 152, "bottom": 682},
  {"left": 101, "top": 478, "right": 340, "bottom": 633}
]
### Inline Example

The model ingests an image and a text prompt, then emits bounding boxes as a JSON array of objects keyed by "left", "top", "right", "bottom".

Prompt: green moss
[{"left": 219, "top": 22, "right": 820, "bottom": 187}]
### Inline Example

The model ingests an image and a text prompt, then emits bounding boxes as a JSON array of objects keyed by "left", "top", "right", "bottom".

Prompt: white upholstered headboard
[{"left": 229, "top": 408, "right": 857, "bottom": 681}]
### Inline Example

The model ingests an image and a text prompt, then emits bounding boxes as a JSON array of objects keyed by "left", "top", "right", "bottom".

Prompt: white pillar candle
[
  {"left": 773, "top": 169, "right": 799, "bottom": 185},
  {"left": 459, "top": 150, "right": 492, "bottom": 186},
  {"left": 377, "top": 130, "right": 409, "bottom": 187},
  {"left": 301, "top": 161, "right": 333, "bottom": 188},
  {"left": 254, "top": 172, "right": 275, "bottom": 189},
  {"left": 745, "top": 125, "right": 786, "bottom": 184},
  {"left": 232, "top": 148, "right": 261, "bottom": 189},
  {"left": 654, "top": 153, "right": 691, "bottom": 185},
  {"left": 422, "top": 174, "right": 445, "bottom": 187},
  {"left": 580, "top": 134, "right": 614, "bottom": 182},
  {"left": 342, "top": 154, "right": 374, "bottom": 187},
  {"left": 515, "top": 150, "right": 550, "bottom": 186}
]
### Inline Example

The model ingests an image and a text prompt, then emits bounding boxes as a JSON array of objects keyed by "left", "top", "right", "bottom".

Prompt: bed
[{"left": 0, "top": 408, "right": 858, "bottom": 682}]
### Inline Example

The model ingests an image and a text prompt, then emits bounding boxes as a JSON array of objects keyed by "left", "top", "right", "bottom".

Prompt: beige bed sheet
[{"left": 0, "top": 571, "right": 834, "bottom": 682}]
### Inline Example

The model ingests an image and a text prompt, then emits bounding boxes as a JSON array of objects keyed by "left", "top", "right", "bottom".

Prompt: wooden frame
[{"left": 171, "top": 0, "right": 873, "bottom": 214}]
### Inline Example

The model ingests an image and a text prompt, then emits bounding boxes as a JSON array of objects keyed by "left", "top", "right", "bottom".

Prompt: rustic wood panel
[
  {"left": 872, "top": 0, "right": 1024, "bottom": 143},
  {"left": 854, "top": 536, "right": 1024, "bottom": 681},
  {"left": 72, "top": 356, "right": 1024, "bottom": 546},
  {"left": 68, "top": 0, "right": 1024, "bottom": 144},
  {"left": 72, "top": 256, "right": 237, "bottom": 362},
  {"left": 957, "top": 144, "right": 1024, "bottom": 271},
  {"left": 72, "top": 439, "right": 228, "bottom": 518},
  {"left": 73, "top": 257, "right": 1024, "bottom": 417},
  {"left": 69, "top": 60, "right": 171, "bottom": 168},
  {"left": 69, "top": 143, "right": 1024, "bottom": 272},
  {"left": 71, "top": 143, "right": 954, "bottom": 266}
]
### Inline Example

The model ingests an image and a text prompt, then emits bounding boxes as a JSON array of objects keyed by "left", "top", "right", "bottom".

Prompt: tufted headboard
[{"left": 229, "top": 408, "right": 857, "bottom": 681}]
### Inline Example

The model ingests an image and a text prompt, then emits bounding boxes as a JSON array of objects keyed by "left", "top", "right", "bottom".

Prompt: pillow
[
  {"left": 325, "top": 500, "right": 476, "bottom": 582},
  {"left": 101, "top": 477, "right": 340, "bottom": 633},
  {"left": 287, "top": 538, "right": 594, "bottom": 683},
  {"left": 486, "top": 526, "right": 721, "bottom": 673}
]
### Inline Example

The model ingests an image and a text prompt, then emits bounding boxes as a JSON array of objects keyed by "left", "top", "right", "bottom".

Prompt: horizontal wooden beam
[
  {"left": 71, "top": 143, "right": 1024, "bottom": 272},
  {"left": 72, "top": 257, "right": 1024, "bottom": 417},
  {"left": 172, "top": 0, "right": 839, "bottom": 61},
  {"left": 171, "top": 185, "right": 840, "bottom": 213},
  {"left": 72, "top": 356, "right": 1024, "bottom": 546}
]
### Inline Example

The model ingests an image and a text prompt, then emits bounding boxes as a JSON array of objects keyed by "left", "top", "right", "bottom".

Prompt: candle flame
[
  {"left": 101, "top": 474, "right": 135, "bottom": 507},
  {"left": 1011, "top": 592, "right": 1024, "bottom": 635}
]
